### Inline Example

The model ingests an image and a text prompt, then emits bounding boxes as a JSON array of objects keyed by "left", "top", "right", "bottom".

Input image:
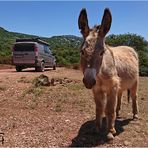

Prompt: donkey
[{"left": 78, "top": 8, "right": 139, "bottom": 140}]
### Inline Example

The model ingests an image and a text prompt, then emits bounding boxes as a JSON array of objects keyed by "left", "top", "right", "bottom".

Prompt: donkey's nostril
[{"left": 83, "top": 77, "right": 96, "bottom": 89}]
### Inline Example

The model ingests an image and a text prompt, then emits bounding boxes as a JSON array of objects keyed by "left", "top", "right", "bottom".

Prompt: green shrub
[{"left": 0, "top": 56, "right": 12, "bottom": 64}]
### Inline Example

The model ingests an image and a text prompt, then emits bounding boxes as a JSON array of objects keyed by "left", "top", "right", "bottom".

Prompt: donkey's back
[{"left": 110, "top": 45, "right": 139, "bottom": 91}]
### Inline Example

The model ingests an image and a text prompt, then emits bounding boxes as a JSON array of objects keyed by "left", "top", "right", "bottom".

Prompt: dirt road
[{"left": 0, "top": 67, "right": 148, "bottom": 147}]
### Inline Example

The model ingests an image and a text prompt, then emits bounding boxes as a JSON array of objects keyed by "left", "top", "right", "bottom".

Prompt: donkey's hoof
[
  {"left": 107, "top": 132, "right": 114, "bottom": 141},
  {"left": 110, "top": 128, "right": 116, "bottom": 135},
  {"left": 133, "top": 114, "right": 138, "bottom": 120},
  {"left": 116, "top": 113, "right": 122, "bottom": 119}
]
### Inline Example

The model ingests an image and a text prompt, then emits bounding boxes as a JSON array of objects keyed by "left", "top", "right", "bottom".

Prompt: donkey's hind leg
[
  {"left": 130, "top": 80, "right": 139, "bottom": 119},
  {"left": 116, "top": 91, "right": 122, "bottom": 118}
]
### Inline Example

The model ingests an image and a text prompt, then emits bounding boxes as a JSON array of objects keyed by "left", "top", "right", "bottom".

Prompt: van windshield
[{"left": 14, "top": 43, "right": 35, "bottom": 52}]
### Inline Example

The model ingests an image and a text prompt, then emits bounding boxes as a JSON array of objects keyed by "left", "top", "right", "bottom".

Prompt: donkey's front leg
[
  {"left": 93, "top": 90, "right": 106, "bottom": 133},
  {"left": 106, "top": 89, "right": 118, "bottom": 140}
]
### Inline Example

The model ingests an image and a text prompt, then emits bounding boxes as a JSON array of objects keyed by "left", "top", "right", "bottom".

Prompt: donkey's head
[{"left": 78, "top": 8, "right": 112, "bottom": 89}]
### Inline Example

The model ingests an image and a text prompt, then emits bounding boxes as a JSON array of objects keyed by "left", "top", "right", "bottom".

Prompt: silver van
[{"left": 12, "top": 38, "right": 56, "bottom": 72}]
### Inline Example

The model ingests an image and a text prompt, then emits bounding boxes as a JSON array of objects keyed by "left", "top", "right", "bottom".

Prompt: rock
[
  {"left": 0, "top": 132, "right": 4, "bottom": 144},
  {"left": 51, "top": 78, "right": 55, "bottom": 86},
  {"left": 21, "top": 131, "right": 25, "bottom": 135},
  {"left": 32, "top": 76, "right": 75, "bottom": 87},
  {"left": 59, "top": 79, "right": 63, "bottom": 84},
  {"left": 123, "top": 140, "right": 131, "bottom": 146},
  {"left": 65, "top": 119, "right": 70, "bottom": 122},
  {"left": 141, "top": 97, "right": 145, "bottom": 100},
  {"left": 33, "top": 74, "right": 50, "bottom": 87}
]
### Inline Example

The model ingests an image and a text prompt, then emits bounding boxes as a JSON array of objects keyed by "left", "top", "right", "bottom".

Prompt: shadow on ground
[{"left": 70, "top": 118, "right": 133, "bottom": 147}]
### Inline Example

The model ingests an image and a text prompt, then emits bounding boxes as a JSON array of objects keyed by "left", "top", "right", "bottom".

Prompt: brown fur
[{"left": 78, "top": 8, "right": 139, "bottom": 140}]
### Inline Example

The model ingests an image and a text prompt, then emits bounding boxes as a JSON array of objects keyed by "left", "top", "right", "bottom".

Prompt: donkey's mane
[{"left": 90, "top": 25, "right": 100, "bottom": 32}]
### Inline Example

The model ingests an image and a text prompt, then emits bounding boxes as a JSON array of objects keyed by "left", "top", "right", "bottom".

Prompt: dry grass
[{"left": 17, "top": 76, "right": 31, "bottom": 83}]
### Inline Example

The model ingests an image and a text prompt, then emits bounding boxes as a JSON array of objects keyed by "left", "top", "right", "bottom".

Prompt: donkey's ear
[
  {"left": 99, "top": 8, "right": 112, "bottom": 37},
  {"left": 78, "top": 9, "right": 89, "bottom": 38}
]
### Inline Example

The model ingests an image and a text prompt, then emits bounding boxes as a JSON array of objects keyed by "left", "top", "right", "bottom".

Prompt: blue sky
[{"left": 0, "top": 1, "right": 148, "bottom": 40}]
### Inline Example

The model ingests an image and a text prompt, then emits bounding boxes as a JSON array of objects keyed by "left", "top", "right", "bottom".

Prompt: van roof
[
  {"left": 14, "top": 42, "right": 38, "bottom": 45},
  {"left": 15, "top": 38, "right": 50, "bottom": 46}
]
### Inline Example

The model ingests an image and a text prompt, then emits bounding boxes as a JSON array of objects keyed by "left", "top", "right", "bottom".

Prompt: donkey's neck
[{"left": 99, "top": 45, "right": 117, "bottom": 79}]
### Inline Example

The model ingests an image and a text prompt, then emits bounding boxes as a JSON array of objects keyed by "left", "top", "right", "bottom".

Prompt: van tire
[
  {"left": 35, "top": 62, "right": 45, "bottom": 72},
  {"left": 16, "top": 66, "right": 22, "bottom": 72},
  {"left": 53, "top": 65, "right": 56, "bottom": 70}
]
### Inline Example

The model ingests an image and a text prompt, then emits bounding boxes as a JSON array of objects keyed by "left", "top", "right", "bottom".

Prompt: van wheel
[
  {"left": 16, "top": 66, "right": 22, "bottom": 72},
  {"left": 35, "top": 62, "right": 45, "bottom": 72},
  {"left": 53, "top": 65, "right": 56, "bottom": 70}
]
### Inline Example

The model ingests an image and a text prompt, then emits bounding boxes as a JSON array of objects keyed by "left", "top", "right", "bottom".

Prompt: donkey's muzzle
[
  {"left": 83, "top": 77, "right": 96, "bottom": 89},
  {"left": 83, "top": 68, "right": 96, "bottom": 89}
]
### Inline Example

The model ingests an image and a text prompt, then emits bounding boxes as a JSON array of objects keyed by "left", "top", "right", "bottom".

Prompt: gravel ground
[{"left": 0, "top": 66, "right": 147, "bottom": 147}]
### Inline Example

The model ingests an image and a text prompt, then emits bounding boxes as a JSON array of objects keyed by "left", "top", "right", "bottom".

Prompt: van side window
[
  {"left": 44, "top": 46, "right": 48, "bottom": 53},
  {"left": 44, "top": 45, "right": 51, "bottom": 54},
  {"left": 48, "top": 47, "right": 52, "bottom": 55},
  {"left": 38, "top": 44, "right": 44, "bottom": 52}
]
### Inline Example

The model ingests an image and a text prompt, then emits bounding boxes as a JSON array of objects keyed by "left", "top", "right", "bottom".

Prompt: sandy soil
[{"left": 0, "top": 66, "right": 148, "bottom": 147}]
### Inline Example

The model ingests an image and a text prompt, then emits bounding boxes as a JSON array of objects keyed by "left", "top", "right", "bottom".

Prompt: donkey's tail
[{"left": 127, "top": 89, "right": 130, "bottom": 103}]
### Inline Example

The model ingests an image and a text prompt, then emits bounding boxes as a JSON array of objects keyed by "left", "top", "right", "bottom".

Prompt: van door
[
  {"left": 13, "top": 43, "right": 36, "bottom": 65},
  {"left": 43, "top": 45, "right": 53, "bottom": 66}
]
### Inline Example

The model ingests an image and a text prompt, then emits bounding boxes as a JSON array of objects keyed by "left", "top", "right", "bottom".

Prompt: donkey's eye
[{"left": 99, "top": 51, "right": 104, "bottom": 57}]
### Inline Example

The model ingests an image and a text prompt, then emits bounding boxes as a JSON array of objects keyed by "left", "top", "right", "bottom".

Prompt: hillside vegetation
[{"left": 0, "top": 27, "right": 148, "bottom": 75}]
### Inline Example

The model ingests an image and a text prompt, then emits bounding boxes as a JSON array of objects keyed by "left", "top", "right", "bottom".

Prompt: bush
[
  {"left": 139, "top": 66, "right": 148, "bottom": 76},
  {"left": 0, "top": 56, "right": 12, "bottom": 64}
]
